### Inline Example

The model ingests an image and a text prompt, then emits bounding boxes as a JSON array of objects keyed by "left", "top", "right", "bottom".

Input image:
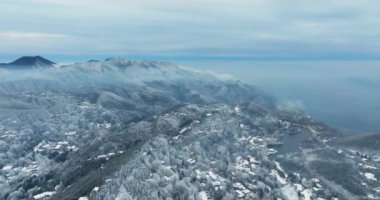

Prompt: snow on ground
[
  {"left": 105, "top": 123, "right": 112, "bottom": 128},
  {"left": 2, "top": 165, "right": 13, "bottom": 171},
  {"left": 266, "top": 148, "right": 277, "bottom": 156},
  {"left": 208, "top": 171, "right": 217, "bottom": 180},
  {"left": 194, "top": 169, "right": 226, "bottom": 192},
  {"left": 364, "top": 172, "right": 377, "bottom": 181},
  {"left": 275, "top": 161, "right": 286, "bottom": 176},
  {"left": 281, "top": 185, "right": 299, "bottom": 200},
  {"left": 33, "top": 140, "right": 75, "bottom": 153},
  {"left": 64, "top": 131, "right": 77, "bottom": 136},
  {"left": 33, "top": 191, "right": 56, "bottom": 199},
  {"left": 234, "top": 105, "right": 240, "bottom": 113},
  {"left": 92, "top": 187, "right": 100, "bottom": 192},
  {"left": 233, "top": 182, "right": 251, "bottom": 198},
  {"left": 301, "top": 189, "right": 312, "bottom": 200},
  {"left": 179, "top": 127, "right": 189, "bottom": 134},
  {"left": 294, "top": 183, "right": 303, "bottom": 192},
  {"left": 270, "top": 169, "right": 287, "bottom": 185},
  {"left": 198, "top": 191, "right": 208, "bottom": 200},
  {"left": 94, "top": 151, "right": 120, "bottom": 160},
  {"left": 187, "top": 158, "right": 196, "bottom": 164},
  {"left": 363, "top": 165, "right": 377, "bottom": 170}
]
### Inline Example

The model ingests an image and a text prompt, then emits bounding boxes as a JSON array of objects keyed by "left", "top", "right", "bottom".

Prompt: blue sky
[{"left": 1, "top": 0, "right": 380, "bottom": 61}]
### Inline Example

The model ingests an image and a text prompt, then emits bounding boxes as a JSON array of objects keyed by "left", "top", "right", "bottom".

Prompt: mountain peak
[
  {"left": 0, "top": 56, "right": 55, "bottom": 69},
  {"left": 104, "top": 57, "right": 124, "bottom": 62},
  {"left": 103, "top": 57, "right": 133, "bottom": 67},
  {"left": 10, "top": 56, "right": 55, "bottom": 66},
  {"left": 103, "top": 57, "right": 161, "bottom": 69}
]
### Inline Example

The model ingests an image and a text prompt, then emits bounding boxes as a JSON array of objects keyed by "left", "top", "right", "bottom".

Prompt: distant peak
[
  {"left": 104, "top": 57, "right": 126, "bottom": 62},
  {"left": 87, "top": 59, "right": 100, "bottom": 63},
  {"left": 9, "top": 56, "right": 55, "bottom": 67},
  {"left": 103, "top": 57, "right": 168, "bottom": 69}
]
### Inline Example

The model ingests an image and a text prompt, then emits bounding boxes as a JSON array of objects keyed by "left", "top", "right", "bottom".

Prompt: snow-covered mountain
[
  {"left": 0, "top": 57, "right": 271, "bottom": 119},
  {"left": 0, "top": 57, "right": 379, "bottom": 200}
]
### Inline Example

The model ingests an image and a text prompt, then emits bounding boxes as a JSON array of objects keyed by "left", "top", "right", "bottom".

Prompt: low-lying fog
[{"left": 176, "top": 60, "right": 380, "bottom": 135}]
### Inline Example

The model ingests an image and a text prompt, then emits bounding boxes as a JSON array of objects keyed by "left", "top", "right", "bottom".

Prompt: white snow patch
[
  {"left": 312, "top": 178, "right": 320, "bottom": 183},
  {"left": 208, "top": 171, "right": 217, "bottom": 180},
  {"left": 198, "top": 191, "right": 208, "bottom": 200},
  {"left": 58, "top": 141, "right": 69, "bottom": 145},
  {"left": 294, "top": 183, "right": 303, "bottom": 192},
  {"left": 271, "top": 169, "right": 287, "bottom": 185},
  {"left": 235, "top": 189, "right": 245, "bottom": 198},
  {"left": 368, "top": 194, "right": 376, "bottom": 199},
  {"left": 281, "top": 185, "right": 299, "bottom": 200},
  {"left": 33, "top": 191, "right": 56, "bottom": 199},
  {"left": 364, "top": 172, "right": 377, "bottom": 181},
  {"left": 64, "top": 131, "right": 77, "bottom": 136},
  {"left": 363, "top": 165, "right": 377, "bottom": 170},
  {"left": 234, "top": 105, "right": 240, "bottom": 113},
  {"left": 266, "top": 148, "right": 277, "bottom": 155},
  {"left": 249, "top": 156, "right": 260, "bottom": 165},
  {"left": 68, "top": 145, "right": 79, "bottom": 151},
  {"left": 92, "top": 186, "right": 100, "bottom": 192},
  {"left": 301, "top": 189, "right": 312, "bottom": 200},
  {"left": 107, "top": 152, "right": 115, "bottom": 157},
  {"left": 105, "top": 123, "right": 112, "bottom": 128},
  {"left": 187, "top": 158, "right": 196, "bottom": 164},
  {"left": 97, "top": 155, "right": 107, "bottom": 159},
  {"left": 233, "top": 182, "right": 250, "bottom": 197},
  {"left": 179, "top": 127, "right": 188, "bottom": 134},
  {"left": 2, "top": 165, "right": 13, "bottom": 171},
  {"left": 275, "top": 162, "right": 285, "bottom": 174}
]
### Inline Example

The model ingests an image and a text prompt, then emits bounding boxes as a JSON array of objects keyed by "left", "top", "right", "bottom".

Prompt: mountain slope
[{"left": 0, "top": 58, "right": 273, "bottom": 200}]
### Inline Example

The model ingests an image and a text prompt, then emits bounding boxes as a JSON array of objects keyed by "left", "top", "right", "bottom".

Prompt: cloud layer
[{"left": 1, "top": 0, "right": 379, "bottom": 59}]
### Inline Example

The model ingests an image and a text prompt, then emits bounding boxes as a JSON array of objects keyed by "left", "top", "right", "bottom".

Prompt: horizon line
[{"left": 2, "top": 54, "right": 380, "bottom": 63}]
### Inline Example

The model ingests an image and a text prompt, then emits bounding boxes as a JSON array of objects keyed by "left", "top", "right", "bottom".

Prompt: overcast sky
[{"left": 1, "top": 0, "right": 379, "bottom": 60}]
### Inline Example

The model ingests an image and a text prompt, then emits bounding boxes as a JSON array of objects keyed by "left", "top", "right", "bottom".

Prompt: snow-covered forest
[{"left": 0, "top": 58, "right": 379, "bottom": 200}]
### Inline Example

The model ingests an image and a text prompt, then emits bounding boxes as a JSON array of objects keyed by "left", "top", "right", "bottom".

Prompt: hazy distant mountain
[{"left": 0, "top": 56, "right": 55, "bottom": 69}]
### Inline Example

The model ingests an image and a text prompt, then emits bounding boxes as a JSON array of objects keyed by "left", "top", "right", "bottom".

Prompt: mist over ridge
[{"left": 174, "top": 59, "right": 380, "bottom": 134}]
